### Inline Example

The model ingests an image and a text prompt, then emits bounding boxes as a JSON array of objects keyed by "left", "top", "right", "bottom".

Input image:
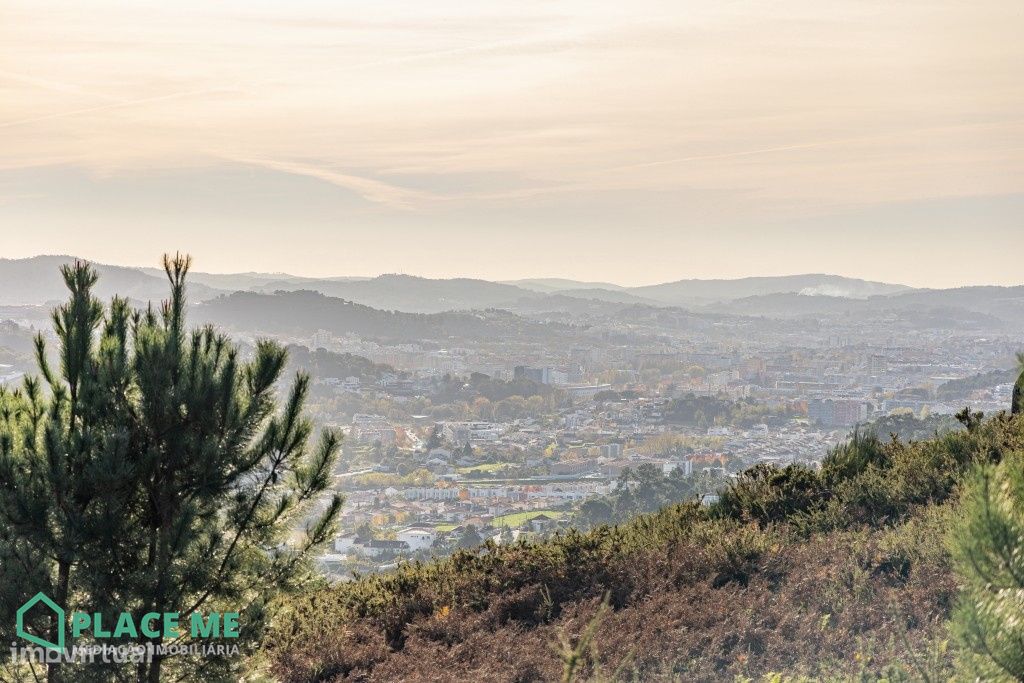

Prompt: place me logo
[
  {"left": 16, "top": 593, "right": 65, "bottom": 651},
  {"left": 11, "top": 592, "right": 241, "bottom": 664}
]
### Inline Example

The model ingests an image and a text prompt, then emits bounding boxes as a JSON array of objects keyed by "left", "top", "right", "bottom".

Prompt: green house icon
[{"left": 16, "top": 592, "right": 65, "bottom": 651}]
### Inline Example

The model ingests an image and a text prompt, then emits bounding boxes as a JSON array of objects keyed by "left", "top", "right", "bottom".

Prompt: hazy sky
[{"left": 2, "top": 0, "right": 1022, "bottom": 286}]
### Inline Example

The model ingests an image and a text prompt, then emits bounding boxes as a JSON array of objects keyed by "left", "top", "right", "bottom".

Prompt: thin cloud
[
  {"left": 223, "top": 155, "right": 436, "bottom": 209},
  {"left": 0, "top": 30, "right": 586, "bottom": 131},
  {"left": 0, "top": 88, "right": 227, "bottom": 130},
  {"left": 0, "top": 69, "right": 124, "bottom": 101},
  {"left": 600, "top": 119, "right": 1024, "bottom": 174}
]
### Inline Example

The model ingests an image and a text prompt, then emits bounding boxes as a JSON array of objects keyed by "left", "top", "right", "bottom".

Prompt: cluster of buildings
[{"left": 291, "top": 308, "right": 1022, "bottom": 575}]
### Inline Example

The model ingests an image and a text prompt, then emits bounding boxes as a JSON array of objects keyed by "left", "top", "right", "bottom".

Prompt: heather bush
[{"left": 265, "top": 413, "right": 1024, "bottom": 682}]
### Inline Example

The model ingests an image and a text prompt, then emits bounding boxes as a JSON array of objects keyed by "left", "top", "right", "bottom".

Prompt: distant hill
[
  {"left": 7, "top": 257, "right": 1021, "bottom": 325},
  {"left": 714, "top": 286, "right": 1024, "bottom": 330},
  {"left": 885, "top": 286, "right": 1024, "bottom": 330},
  {"left": 250, "top": 274, "right": 540, "bottom": 313},
  {"left": 555, "top": 288, "right": 660, "bottom": 305},
  {"left": 137, "top": 268, "right": 319, "bottom": 292},
  {"left": 881, "top": 285, "right": 1024, "bottom": 316},
  {"left": 247, "top": 273, "right": 917, "bottom": 313},
  {"left": 499, "top": 295, "right": 651, "bottom": 317},
  {"left": 714, "top": 292, "right": 862, "bottom": 317},
  {"left": 508, "top": 275, "right": 914, "bottom": 308},
  {"left": 629, "top": 274, "right": 912, "bottom": 306},
  {"left": 503, "top": 278, "right": 629, "bottom": 293},
  {"left": 248, "top": 274, "right": 660, "bottom": 313},
  {"left": 0, "top": 256, "right": 224, "bottom": 305},
  {"left": 193, "top": 289, "right": 570, "bottom": 342}
]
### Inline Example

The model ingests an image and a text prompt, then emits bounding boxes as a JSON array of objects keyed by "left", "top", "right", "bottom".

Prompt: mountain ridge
[{"left": 3, "top": 256, "right": 1015, "bottom": 317}]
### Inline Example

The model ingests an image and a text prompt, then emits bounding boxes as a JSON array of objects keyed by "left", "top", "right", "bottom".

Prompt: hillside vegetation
[{"left": 267, "top": 408, "right": 1024, "bottom": 682}]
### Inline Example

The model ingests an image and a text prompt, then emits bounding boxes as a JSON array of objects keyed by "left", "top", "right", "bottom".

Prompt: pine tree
[
  {"left": 1012, "top": 352, "right": 1024, "bottom": 416},
  {"left": 950, "top": 448, "right": 1024, "bottom": 681},
  {"left": 0, "top": 256, "right": 343, "bottom": 682},
  {"left": 0, "top": 263, "right": 136, "bottom": 682}
]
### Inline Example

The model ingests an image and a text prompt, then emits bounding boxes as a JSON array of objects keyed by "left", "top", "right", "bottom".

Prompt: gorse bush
[
  {"left": 267, "top": 404, "right": 1024, "bottom": 681},
  {"left": 575, "top": 464, "right": 725, "bottom": 528},
  {"left": 820, "top": 428, "right": 888, "bottom": 487},
  {"left": 717, "top": 462, "right": 827, "bottom": 527}
]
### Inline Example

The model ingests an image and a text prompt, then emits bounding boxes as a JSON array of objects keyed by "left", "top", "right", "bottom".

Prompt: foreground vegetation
[
  {"left": 267, "top": 406, "right": 1024, "bottom": 682},
  {"left": 0, "top": 259, "right": 340, "bottom": 682}
]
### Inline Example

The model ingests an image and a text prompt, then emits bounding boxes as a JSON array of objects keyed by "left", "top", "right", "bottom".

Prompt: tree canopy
[{"left": 0, "top": 256, "right": 341, "bottom": 682}]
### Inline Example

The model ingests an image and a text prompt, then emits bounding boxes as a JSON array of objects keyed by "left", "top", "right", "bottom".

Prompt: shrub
[
  {"left": 266, "top": 414, "right": 1024, "bottom": 681},
  {"left": 951, "top": 446, "right": 1024, "bottom": 681},
  {"left": 718, "top": 463, "right": 828, "bottom": 526}
]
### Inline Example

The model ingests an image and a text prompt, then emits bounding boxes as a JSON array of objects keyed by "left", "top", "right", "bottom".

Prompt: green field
[
  {"left": 456, "top": 462, "right": 514, "bottom": 474},
  {"left": 491, "top": 510, "right": 564, "bottom": 527}
]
